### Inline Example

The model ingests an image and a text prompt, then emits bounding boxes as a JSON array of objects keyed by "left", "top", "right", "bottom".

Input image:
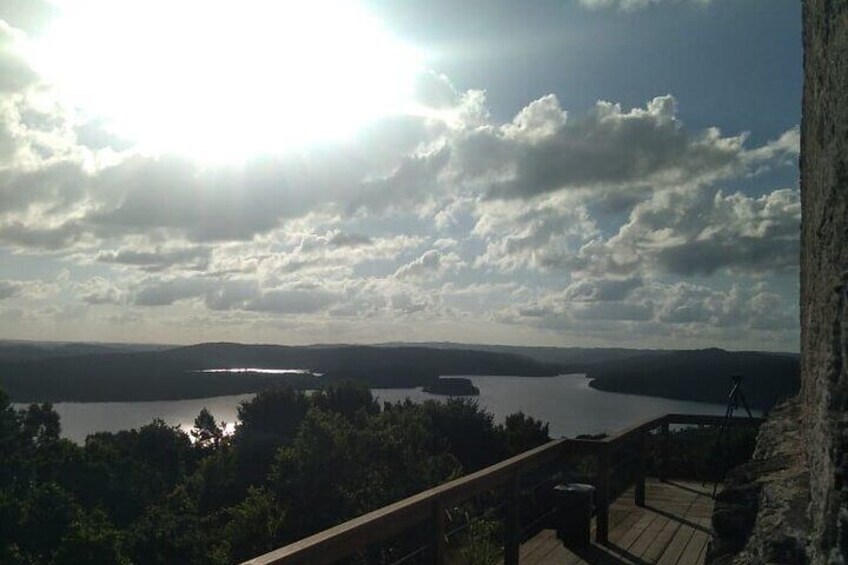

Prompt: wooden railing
[{"left": 242, "top": 413, "right": 763, "bottom": 565}]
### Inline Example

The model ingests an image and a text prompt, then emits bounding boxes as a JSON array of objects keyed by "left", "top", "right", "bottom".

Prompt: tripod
[{"left": 711, "top": 375, "right": 753, "bottom": 497}]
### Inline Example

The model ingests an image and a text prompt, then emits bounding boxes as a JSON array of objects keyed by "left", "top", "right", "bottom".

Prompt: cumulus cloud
[
  {"left": 0, "top": 19, "right": 799, "bottom": 349},
  {"left": 473, "top": 193, "right": 599, "bottom": 271},
  {"left": 393, "top": 249, "right": 464, "bottom": 280},
  {"left": 563, "top": 276, "right": 643, "bottom": 302},
  {"left": 241, "top": 287, "right": 339, "bottom": 315},
  {"left": 583, "top": 187, "right": 801, "bottom": 277},
  {"left": 453, "top": 95, "right": 791, "bottom": 201},
  {"left": 0, "top": 277, "right": 58, "bottom": 300},
  {"left": 130, "top": 275, "right": 341, "bottom": 316},
  {"left": 499, "top": 278, "right": 797, "bottom": 343},
  {"left": 75, "top": 276, "right": 125, "bottom": 305},
  {"left": 133, "top": 277, "right": 212, "bottom": 307},
  {"left": 96, "top": 245, "right": 210, "bottom": 272}
]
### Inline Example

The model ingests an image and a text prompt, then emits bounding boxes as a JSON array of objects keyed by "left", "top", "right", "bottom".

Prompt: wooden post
[
  {"left": 660, "top": 421, "right": 670, "bottom": 482},
  {"left": 504, "top": 473, "right": 521, "bottom": 565},
  {"left": 635, "top": 432, "right": 646, "bottom": 507},
  {"left": 431, "top": 500, "right": 446, "bottom": 565},
  {"left": 596, "top": 445, "right": 611, "bottom": 544}
]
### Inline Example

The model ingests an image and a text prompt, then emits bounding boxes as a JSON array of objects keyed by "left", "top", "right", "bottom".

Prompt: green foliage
[
  {"left": 647, "top": 425, "right": 758, "bottom": 481},
  {"left": 421, "top": 398, "right": 506, "bottom": 471},
  {"left": 17, "top": 481, "right": 80, "bottom": 560},
  {"left": 221, "top": 487, "right": 286, "bottom": 562},
  {"left": 53, "top": 509, "right": 129, "bottom": 565},
  {"left": 0, "top": 384, "right": 555, "bottom": 564},
  {"left": 20, "top": 402, "right": 61, "bottom": 446},
  {"left": 234, "top": 387, "right": 309, "bottom": 486},
  {"left": 502, "top": 412, "right": 550, "bottom": 456},
  {"left": 310, "top": 380, "right": 379, "bottom": 420},
  {"left": 126, "top": 487, "right": 219, "bottom": 565},
  {"left": 452, "top": 518, "right": 503, "bottom": 565},
  {"left": 190, "top": 407, "right": 223, "bottom": 450}
]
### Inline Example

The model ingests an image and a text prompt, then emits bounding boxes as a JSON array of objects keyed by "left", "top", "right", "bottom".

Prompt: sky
[{"left": 0, "top": 0, "right": 802, "bottom": 350}]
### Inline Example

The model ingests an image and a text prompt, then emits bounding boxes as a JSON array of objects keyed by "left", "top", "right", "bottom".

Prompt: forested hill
[
  {"left": 587, "top": 348, "right": 800, "bottom": 410},
  {"left": 0, "top": 342, "right": 563, "bottom": 402},
  {"left": 0, "top": 340, "right": 800, "bottom": 407}
]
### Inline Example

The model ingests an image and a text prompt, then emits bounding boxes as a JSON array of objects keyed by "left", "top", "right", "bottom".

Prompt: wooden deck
[{"left": 514, "top": 479, "right": 714, "bottom": 565}]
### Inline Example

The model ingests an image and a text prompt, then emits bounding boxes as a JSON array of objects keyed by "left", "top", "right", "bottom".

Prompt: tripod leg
[
  {"left": 712, "top": 403, "right": 737, "bottom": 496},
  {"left": 739, "top": 391, "right": 753, "bottom": 418}
]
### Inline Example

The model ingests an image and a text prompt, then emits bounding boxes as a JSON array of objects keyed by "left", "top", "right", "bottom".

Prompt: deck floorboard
[{"left": 511, "top": 479, "right": 714, "bottom": 565}]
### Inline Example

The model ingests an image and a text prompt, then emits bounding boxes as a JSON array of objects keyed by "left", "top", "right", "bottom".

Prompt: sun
[{"left": 30, "top": 0, "right": 424, "bottom": 161}]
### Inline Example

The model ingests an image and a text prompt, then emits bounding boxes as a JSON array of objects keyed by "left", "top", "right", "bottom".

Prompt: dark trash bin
[{"left": 553, "top": 483, "right": 595, "bottom": 547}]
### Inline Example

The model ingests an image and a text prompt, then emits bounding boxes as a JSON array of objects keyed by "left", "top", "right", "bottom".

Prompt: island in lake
[{"left": 422, "top": 377, "right": 480, "bottom": 396}]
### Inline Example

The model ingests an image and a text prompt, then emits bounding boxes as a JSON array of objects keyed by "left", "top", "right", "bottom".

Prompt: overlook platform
[
  {"left": 245, "top": 414, "right": 754, "bottom": 565},
  {"left": 513, "top": 479, "right": 713, "bottom": 565}
]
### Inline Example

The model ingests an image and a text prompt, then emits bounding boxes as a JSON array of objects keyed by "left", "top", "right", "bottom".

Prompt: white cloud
[
  {"left": 96, "top": 244, "right": 210, "bottom": 272},
  {"left": 473, "top": 193, "right": 599, "bottom": 271},
  {"left": 393, "top": 249, "right": 464, "bottom": 280},
  {"left": 451, "top": 95, "right": 788, "bottom": 201},
  {"left": 582, "top": 187, "right": 801, "bottom": 277},
  {"left": 75, "top": 276, "right": 125, "bottom": 305},
  {"left": 0, "top": 17, "right": 800, "bottom": 349}
]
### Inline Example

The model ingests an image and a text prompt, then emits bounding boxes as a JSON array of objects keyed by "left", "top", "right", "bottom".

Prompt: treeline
[
  {"left": 0, "top": 383, "right": 550, "bottom": 564},
  {"left": 0, "top": 343, "right": 562, "bottom": 402},
  {"left": 588, "top": 349, "right": 799, "bottom": 410}
]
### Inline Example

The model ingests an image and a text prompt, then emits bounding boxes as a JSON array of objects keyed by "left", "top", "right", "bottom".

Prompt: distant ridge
[
  {"left": 0, "top": 342, "right": 561, "bottom": 402},
  {"left": 587, "top": 348, "right": 799, "bottom": 410},
  {"left": 0, "top": 340, "right": 799, "bottom": 408}
]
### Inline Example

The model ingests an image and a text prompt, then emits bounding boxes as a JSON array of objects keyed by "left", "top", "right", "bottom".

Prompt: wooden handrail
[{"left": 242, "top": 413, "right": 763, "bottom": 565}]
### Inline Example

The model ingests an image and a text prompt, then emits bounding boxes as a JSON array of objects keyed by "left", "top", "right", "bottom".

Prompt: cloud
[
  {"left": 473, "top": 193, "right": 599, "bottom": 271},
  {"left": 242, "top": 287, "right": 339, "bottom": 315},
  {"left": 0, "top": 279, "right": 20, "bottom": 299},
  {"left": 0, "top": 1, "right": 59, "bottom": 35},
  {"left": 0, "top": 20, "right": 38, "bottom": 93},
  {"left": 578, "top": 0, "right": 712, "bottom": 10},
  {"left": 0, "top": 28, "right": 800, "bottom": 351},
  {"left": 587, "top": 187, "right": 801, "bottom": 277},
  {"left": 393, "top": 249, "right": 464, "bottom": 280},
  {"left": 454, "top": 95, "right": 785, "bottom": 200},
  {"left": 133, "top": 277, "right": 212, "bottom": 307},
  {"left": 131, "top": 275, "right": 341, "bottom": 316},
  {"left": 570, "top": 300, "right": 654, "bottom": 321},
  {"left": 499, "top": 278, "right": 797, "bottom": 341},
  {"left": 96, "top": 245, "right": 210, "bottom": 272},
  {"left": 75, "top": 276, "right": 125, "bottom": 305},
  {"left": 0, "top": 278, "right": 58, "bottom": 300},
  {"left": 563, "top": 276, "right": 642, "bottom": 302}
]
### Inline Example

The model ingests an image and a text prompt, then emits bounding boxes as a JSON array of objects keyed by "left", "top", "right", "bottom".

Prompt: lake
[{"left": 27, "top": 374, "right": 743, "bottom": 444}]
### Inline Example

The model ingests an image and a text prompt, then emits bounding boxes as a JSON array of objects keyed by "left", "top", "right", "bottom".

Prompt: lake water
[{"left": 27, "top": 374, "right": 739, "bottom": 444}]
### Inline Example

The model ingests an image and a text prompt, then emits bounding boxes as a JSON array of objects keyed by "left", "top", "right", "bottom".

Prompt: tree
[
  {"left": 234, "top": 388, "right": 309, "bottom": 487},
  {"left": 191, "top": 408, "right": 223, "bottom": 450},
  {"left": 221, "top": 487, "right": 286, "bottom": 563},
  {"left": 127, "top": 487, "right": 221, "bottom": 565},
  {"left": 422, "top": 398, "right": 505, "bottom": 472},
  {"left": 20, "top": 402, "right": 60, "bottom": 446},
  {"left": 16, "top": 481, "right": 80, "bottom": 560},
  {"left": 53, "top": 508, "right": 129, "bottom": 565},
  {"left": 310, "top": 381, "right": 379, "bottom": 421},
  {"left": 501, "top": 412, "right": 550, "bottom": 456}
]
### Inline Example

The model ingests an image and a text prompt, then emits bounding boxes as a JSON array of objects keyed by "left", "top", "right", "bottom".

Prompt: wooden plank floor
[{"left": 514, "top": 479, "right": 714, "bottom": 565}]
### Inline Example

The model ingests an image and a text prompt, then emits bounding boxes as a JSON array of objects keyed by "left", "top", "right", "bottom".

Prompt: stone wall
[
  {"left": 800, "top": 0, "right": 848, "bottom": 561},
  {"left": 708, "top": 3, "right": 848, "bottom": 563}
]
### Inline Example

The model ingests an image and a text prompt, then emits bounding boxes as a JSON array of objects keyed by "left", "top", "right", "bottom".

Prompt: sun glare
[{"left": 30, "top": 0, "right": 424, "bottom": 161}]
